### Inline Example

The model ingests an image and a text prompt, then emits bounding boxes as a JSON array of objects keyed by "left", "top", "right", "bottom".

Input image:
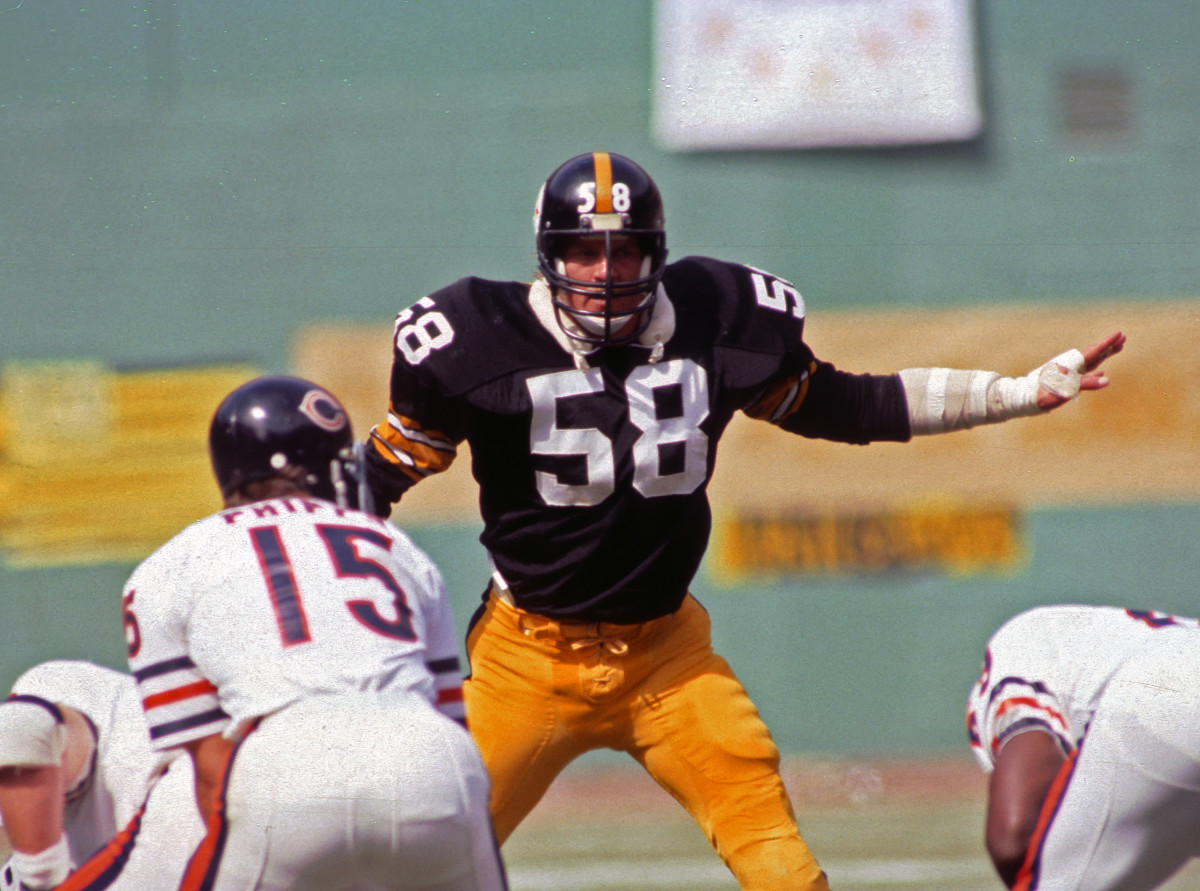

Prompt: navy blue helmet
[{"left": 208, "top": 375, "right": 371, "bottom": 510}]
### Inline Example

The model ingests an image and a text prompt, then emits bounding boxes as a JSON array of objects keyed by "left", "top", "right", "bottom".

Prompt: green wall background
[
  {"left": 3, "top": 2, "right": 1196, "bottom": 370},
  {"left": 2, "top": 1, "right": 1197, "bottom": 756}
]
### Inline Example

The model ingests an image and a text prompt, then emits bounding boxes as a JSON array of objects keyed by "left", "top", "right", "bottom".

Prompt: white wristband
[{"left": 9, "top": 836, "right": 72, "bottom": 890}]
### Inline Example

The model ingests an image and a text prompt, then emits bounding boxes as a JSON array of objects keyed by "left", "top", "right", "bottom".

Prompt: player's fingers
[
  {"left": 1036, "top": 388, "right": 1068, "bottom": 410},
  {"left": 1079, "top": 371, "right": 1111, "bottom": 391},
  {"left": 1082, "top": 331, "right": 1125, "bottom": 371},
  {"left": 1036, "top": 341, "right": 1117, "bottom": 409}
]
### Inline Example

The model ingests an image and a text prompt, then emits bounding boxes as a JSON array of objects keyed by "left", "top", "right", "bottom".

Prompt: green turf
[{"left": 502, "top": 799, "right": 1200, "bottom": 891}]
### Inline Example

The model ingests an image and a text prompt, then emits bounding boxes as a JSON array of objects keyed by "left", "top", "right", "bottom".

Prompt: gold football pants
[{"left": 464, "top": 590, "right": 830, "bottom": 891}]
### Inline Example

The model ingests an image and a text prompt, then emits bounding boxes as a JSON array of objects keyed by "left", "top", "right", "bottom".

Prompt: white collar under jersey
[{"left": 527, "top": 277, "right": 676, "bottom": 371}]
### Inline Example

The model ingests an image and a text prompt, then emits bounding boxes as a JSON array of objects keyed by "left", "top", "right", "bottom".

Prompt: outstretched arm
[
  {"left": 985, "top": 730, "right": 1069, "bottom": 888},
  {"left": 900, "top": 331, "right": 1125, "bottom": 435}
]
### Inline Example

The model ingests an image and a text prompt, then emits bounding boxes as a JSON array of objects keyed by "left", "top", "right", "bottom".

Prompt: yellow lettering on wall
[
  {"left": 711, "top": 500, "right": 1025, "bottom": 582},
  {"left": 0, "top": 361, "right": 259, "bottom": 568}
]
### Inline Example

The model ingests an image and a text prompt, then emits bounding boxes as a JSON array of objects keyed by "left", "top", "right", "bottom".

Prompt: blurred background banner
[
  {"left": 0, "top": 362, "right": 255, "bottom": 568},
  {"left": 653, "top": 0, "right": 984, "bottom": 150}
]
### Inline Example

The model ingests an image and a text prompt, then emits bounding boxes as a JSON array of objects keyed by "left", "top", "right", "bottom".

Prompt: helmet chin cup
[{"left": 551, "top": 284, "right": 654, "bottom": 347}]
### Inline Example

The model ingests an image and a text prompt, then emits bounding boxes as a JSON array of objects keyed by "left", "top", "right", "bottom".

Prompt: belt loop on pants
[{"left": 486, "top": 583, "right": 671, "bottom": 645}]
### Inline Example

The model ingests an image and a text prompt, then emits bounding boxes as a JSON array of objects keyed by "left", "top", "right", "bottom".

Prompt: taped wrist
[
  {"left": 0, "top": 699, "right": 66, "bottom": 768},
  {"left": 899, "top": 349, "right": 1086, "bottom": 435},
  {"left": 9, "top": 836, "right": 72, "bottom": 890}
]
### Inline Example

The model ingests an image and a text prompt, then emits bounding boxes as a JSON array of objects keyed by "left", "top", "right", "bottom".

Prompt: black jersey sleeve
[
  {"left": 668, "top": 256, "right": 913, "bottom": 445},
  {"left": 773, "top": 360, "right": 912, "bottom": 444},
  {"left": 364, "top": 358, "right": 466, "bottom": 513},
  {"left": 365, "top": 289, "right": 476, "bottom": 514}
]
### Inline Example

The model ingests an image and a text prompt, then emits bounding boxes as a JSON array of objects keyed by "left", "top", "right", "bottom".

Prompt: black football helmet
[
  {"left": 534, "top": 151, "right": 668, "bottom": 347},
  {"left": 208, "top": 375, "right": 372, "bottom": 511}
]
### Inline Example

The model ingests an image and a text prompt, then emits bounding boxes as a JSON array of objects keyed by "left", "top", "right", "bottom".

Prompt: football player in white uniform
[
  {"left": 0, "top": 659, "right": 202, "bottom": 891},
  {"left": 121, "top": 375, "right": 506, "bottom": 891},
  {"left": 966, "top": 604, "right": 1200, "bottom": 890}
]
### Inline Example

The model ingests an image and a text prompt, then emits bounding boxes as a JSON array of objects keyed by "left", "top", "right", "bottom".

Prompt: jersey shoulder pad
[
  {"left": 665, "top": 256, "right": 809, "bottom": 355},
  {"left": 125, "top": 512, "right": 227, "bottom": 594},
  {"left": 391, "top": 277, "right": 562, "bottom": 395},
  {"left": 11, "top": 660, "right": 129, "bottom": 700}
]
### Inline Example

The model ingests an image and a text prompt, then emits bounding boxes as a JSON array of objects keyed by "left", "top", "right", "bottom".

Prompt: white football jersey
[
  {"left": 123, "top": 496, "right": 466, "bottom": 750},
  {"left": 3, "top": 660, "right": 203, "bottom": 890},
  {"left": 966, "top": 604, "right": 1200, "bottom": 771},
  {"left": 5, "top": 660, "right": 169, "bottom": 865}
]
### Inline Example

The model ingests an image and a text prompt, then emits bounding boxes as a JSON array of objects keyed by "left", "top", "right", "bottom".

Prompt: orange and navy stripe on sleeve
[
  {"left": 427, "top": 655, "right": 466, "bottom": 726},
  {"left": 985, "top": 676, "right": 1073, "bottom": 759},
  {"left": 133, "top": 656, "right": 229, "bottom": 750}
]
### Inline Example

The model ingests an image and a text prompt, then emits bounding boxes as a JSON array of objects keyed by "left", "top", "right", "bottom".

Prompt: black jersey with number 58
[{"left": 367, "top": 256, "right": 910, "bottom": 623}]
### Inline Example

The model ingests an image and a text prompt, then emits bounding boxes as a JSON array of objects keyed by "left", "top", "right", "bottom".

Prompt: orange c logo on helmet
[{"left": 299, "top": 389, "right": 347, "bottom": 432}]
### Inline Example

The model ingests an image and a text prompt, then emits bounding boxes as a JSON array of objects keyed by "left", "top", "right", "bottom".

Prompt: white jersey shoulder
[
  {"left": 7, "top": 660, "right": 173, "bottom": 867},
  {"left": 966, "top": 604, "right": 1200, "bottom": 771},
  {"left": 125, "top": 497, "right": 463, "bottom": 750}
]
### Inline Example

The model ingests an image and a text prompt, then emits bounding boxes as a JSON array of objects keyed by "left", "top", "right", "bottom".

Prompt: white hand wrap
[
  {"left": 1036, "top": 348, "right": 1087, "bottom": 400},
  {"left": 900, "top": 348, "right": 1087, "bottom": 436},
  {"left": 0, "top": 701, "right": 65, "bottom": 768},
  {"left": 9, "top": 836, "right": 72, "bottom": 890}
]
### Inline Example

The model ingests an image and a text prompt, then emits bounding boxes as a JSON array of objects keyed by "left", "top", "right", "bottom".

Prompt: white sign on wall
[{"left": 653, "top": 0, "right": 984, "bottom": 150}]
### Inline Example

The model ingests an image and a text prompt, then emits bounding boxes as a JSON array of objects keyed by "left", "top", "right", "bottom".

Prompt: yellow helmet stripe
[{"left": 593, "top": 152, "right": 613, "bottom": 213}]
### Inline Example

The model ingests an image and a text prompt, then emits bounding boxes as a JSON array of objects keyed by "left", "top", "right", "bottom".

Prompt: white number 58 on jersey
[{"left": 394, "top": 297, "right": 455, "bottom": 365}]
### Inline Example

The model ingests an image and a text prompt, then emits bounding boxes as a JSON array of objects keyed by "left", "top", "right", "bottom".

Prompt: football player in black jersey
[{"left": 364, "top": 152, "right": 1124, "bottom": 891}]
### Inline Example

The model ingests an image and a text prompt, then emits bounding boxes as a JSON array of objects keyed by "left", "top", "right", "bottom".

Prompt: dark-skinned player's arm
[
  {"left": 985, "top": 729, "right": 1069, "bottom": 888},
  {"left": 181, "top": 732, "right": 236, "bottom": 827}
]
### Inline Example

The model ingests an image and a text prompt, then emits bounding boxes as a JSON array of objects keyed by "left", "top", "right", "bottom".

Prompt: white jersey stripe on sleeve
[{"left": 386, "top": 413, "right": 456, "bottom": 453}]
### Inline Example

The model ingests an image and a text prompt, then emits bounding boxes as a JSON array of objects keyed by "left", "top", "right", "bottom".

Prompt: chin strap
[
  {"left": 527, "top": 278, "right": 676, "bottom": 371},
  {"left": 899, "top": 348, "right": 1087, "bottom": 435}
]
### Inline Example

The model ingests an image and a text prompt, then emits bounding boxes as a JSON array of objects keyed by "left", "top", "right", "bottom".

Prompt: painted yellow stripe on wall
[{"left": 593, "top": 151, "right": 613, "bottom": 213}]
